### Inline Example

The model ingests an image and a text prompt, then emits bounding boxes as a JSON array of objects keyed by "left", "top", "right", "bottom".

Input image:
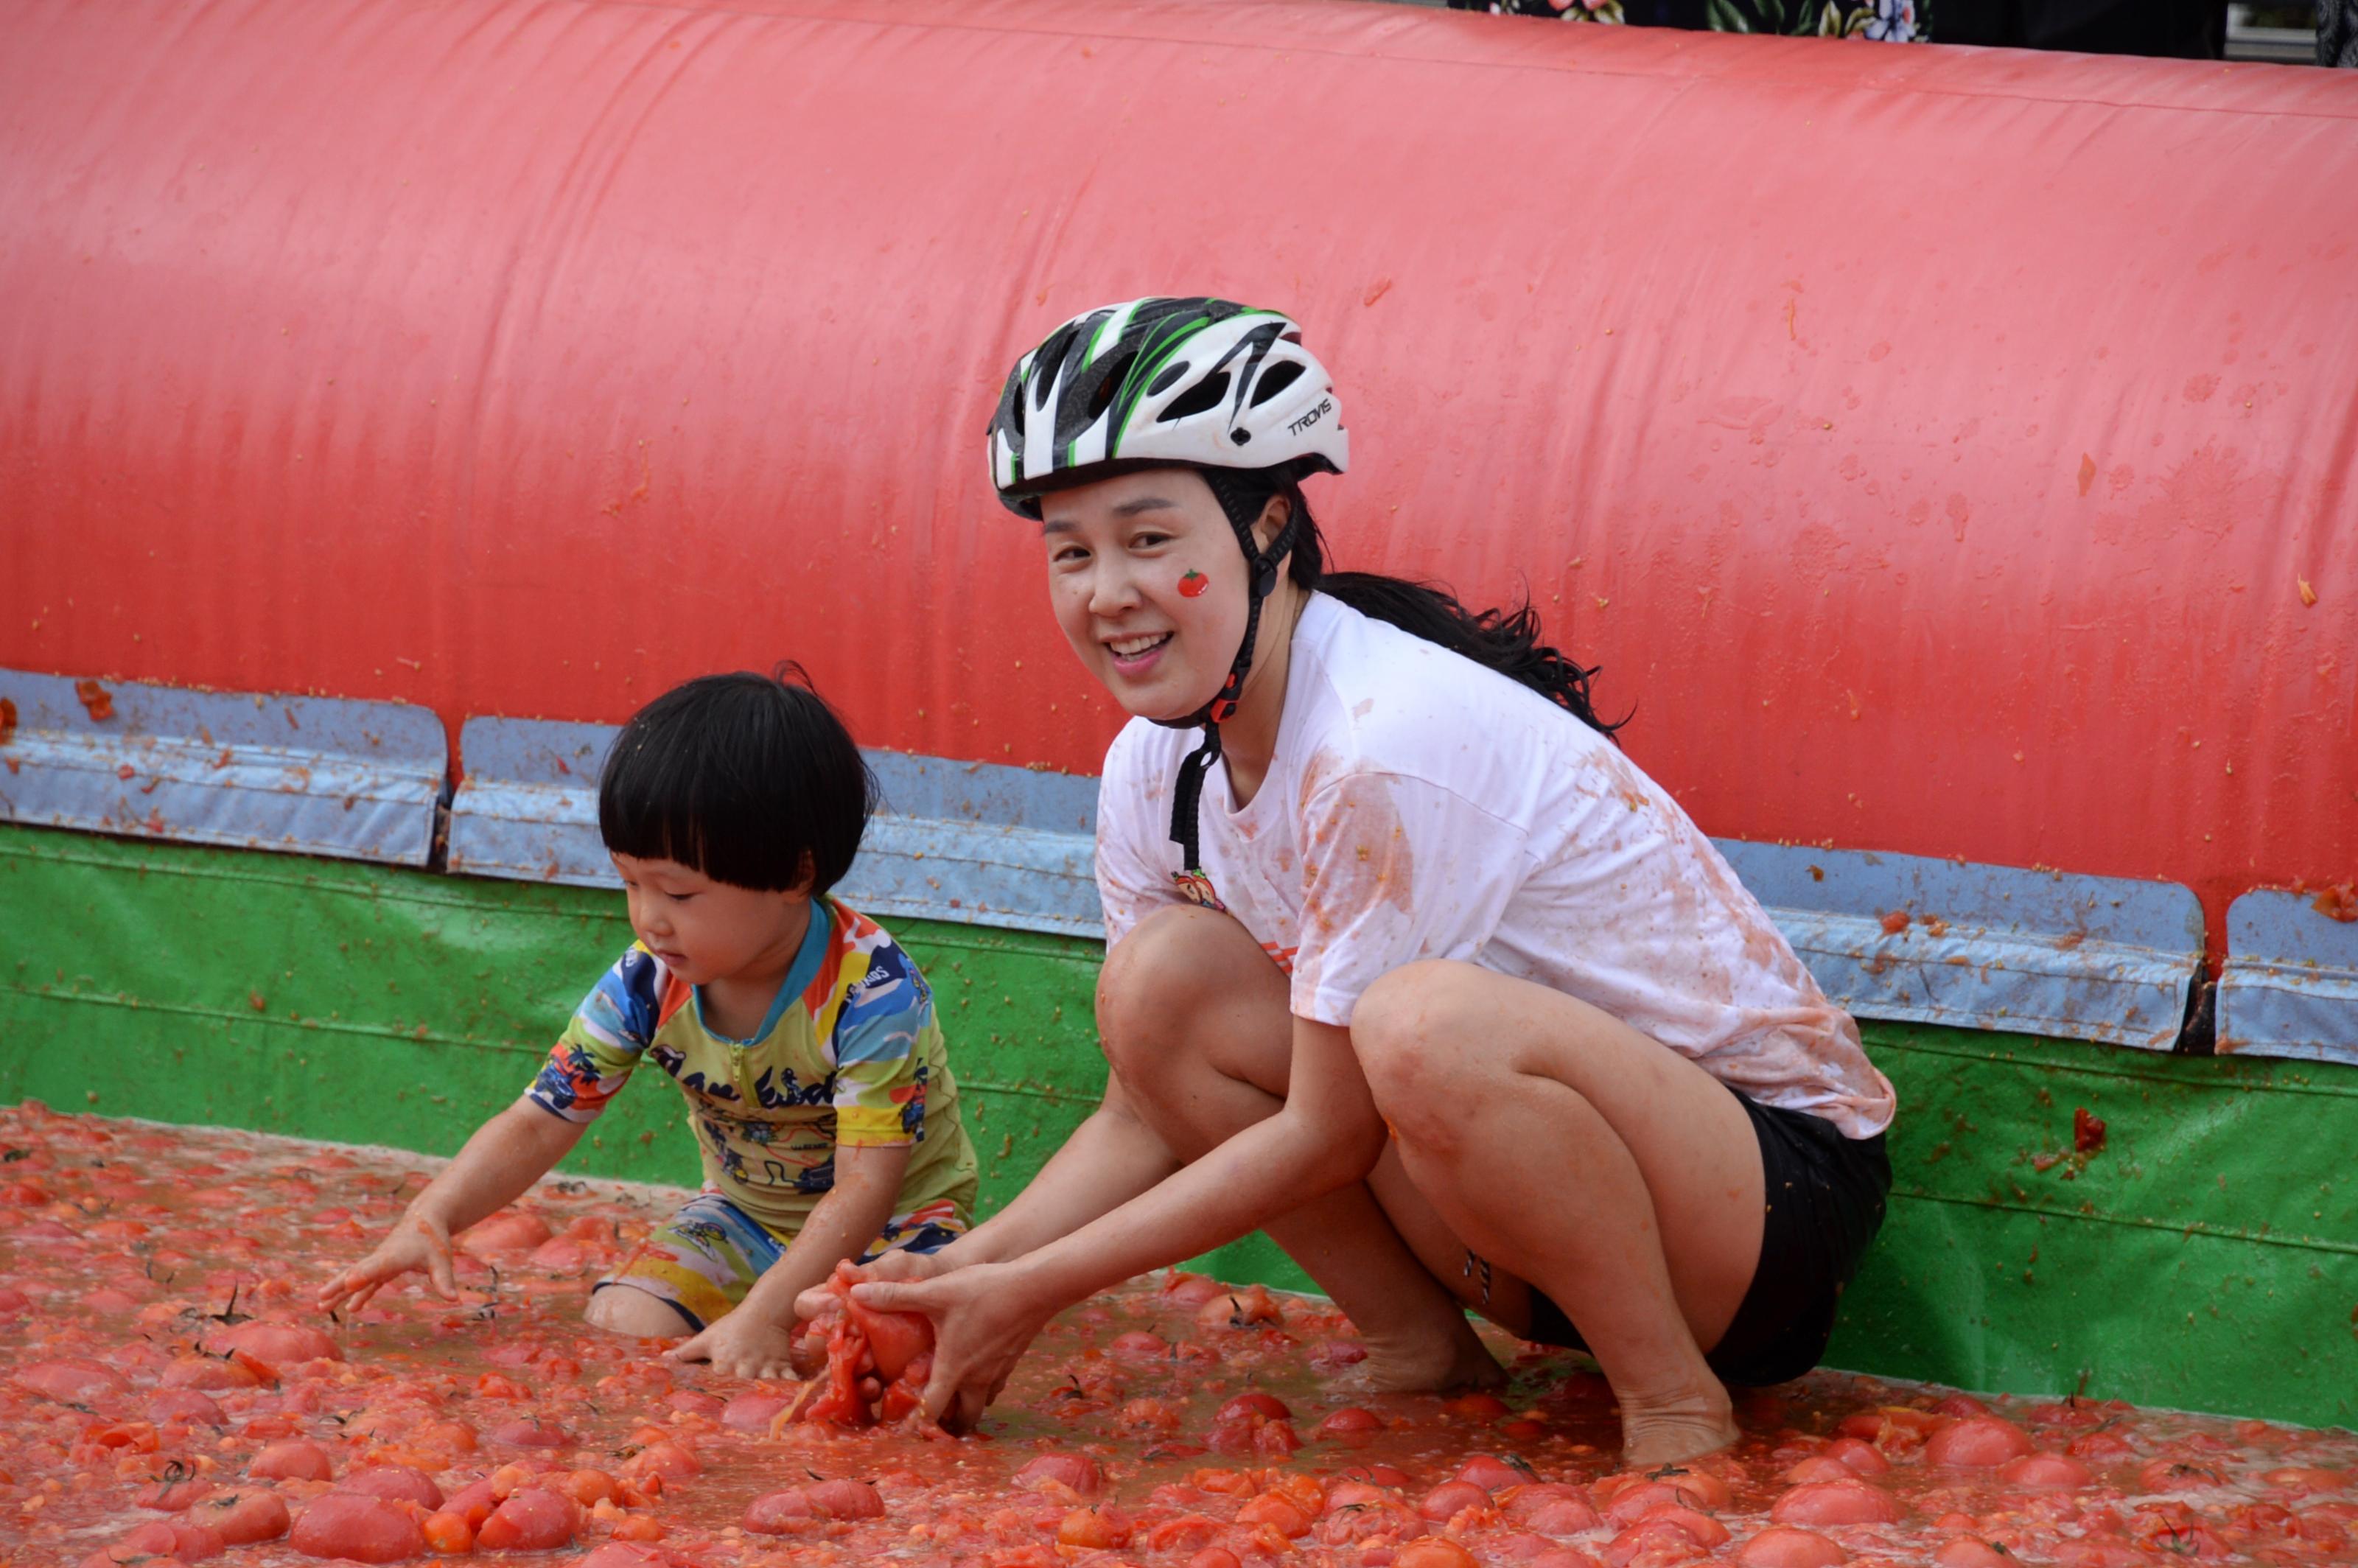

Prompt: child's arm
[
  {"left": 316, "top": 1099, "right": 582, "bottom": 1313},
  {"left": 667, "top": 1141, "right": 912, "bottom": 1378}
]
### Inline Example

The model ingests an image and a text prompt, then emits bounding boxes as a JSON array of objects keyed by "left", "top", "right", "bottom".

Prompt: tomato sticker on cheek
[{"left": 1178, "top": 570, "right": 1208, "bottom": 598}]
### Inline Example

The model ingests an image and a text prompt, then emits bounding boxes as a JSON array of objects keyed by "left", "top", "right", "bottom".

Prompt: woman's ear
[{"left": 1251, "top": 491, "right": 1293, "bottom": 555}]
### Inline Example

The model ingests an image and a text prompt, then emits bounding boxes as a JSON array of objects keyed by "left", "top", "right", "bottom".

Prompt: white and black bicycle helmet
[
  {"left": 988, "top": 297, "right": 1351, "bottom": 882},
  {"left": 990, "top": 297, "right": 1348, "bottom": 510}
]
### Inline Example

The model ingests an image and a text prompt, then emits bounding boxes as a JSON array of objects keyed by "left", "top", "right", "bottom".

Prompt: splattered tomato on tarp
[{"left": 0, "top": 1101, "right": 2352, "bottom": 1567}]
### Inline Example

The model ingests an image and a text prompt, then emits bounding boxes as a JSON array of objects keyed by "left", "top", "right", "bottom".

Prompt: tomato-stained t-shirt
[
  {"left": 525, "top": 896, "right": 978, "bottom": 1237},
  {"left": 1095, "top": 592, "right": 1896, "bottom": 1140}
]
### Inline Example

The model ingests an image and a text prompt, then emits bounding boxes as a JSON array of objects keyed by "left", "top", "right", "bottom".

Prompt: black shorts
[{"left": 1525, "top": 1086, "right": 1891, "bottom": 1387}]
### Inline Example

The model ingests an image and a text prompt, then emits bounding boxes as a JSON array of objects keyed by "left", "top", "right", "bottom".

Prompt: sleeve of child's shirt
[
  {"left": 1290, "top": 770, "right": 1533, "bottom": 1027},
  {"left": 1094, "top": 729, "right": 1183, "bottom": 948},
  {"left": 525, "top": 948, "right": 661, "bottom": 1123},
  {"left": 828, "top": 942, "right": 934, "bottom": 1149}
]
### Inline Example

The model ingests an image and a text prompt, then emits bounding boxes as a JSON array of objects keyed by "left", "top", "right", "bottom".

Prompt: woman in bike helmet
[{"left": 844, "top": 297, "right": 1896, "bottom": 1464}]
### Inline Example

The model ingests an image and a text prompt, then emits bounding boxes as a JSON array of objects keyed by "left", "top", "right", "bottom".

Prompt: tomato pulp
[
  {"left": 786, "top": 1263, "right": 937, "bottom": 1429},
  {"left": 0, "top": 1102, "right": 2351, "bottom": 1568}
]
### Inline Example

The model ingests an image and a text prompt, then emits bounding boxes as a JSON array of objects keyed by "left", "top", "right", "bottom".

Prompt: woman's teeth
[{"left": 1109, "top": 634, "right": 1171, "bottom": 657}]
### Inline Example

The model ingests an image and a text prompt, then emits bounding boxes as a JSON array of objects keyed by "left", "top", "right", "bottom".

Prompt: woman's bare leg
[
  {"left": 1350, "top": 959, "right": 1766, "bottom": 1465},
  {"left": 1097, "top": 906, "right": 1500, "bottom": 1390}
]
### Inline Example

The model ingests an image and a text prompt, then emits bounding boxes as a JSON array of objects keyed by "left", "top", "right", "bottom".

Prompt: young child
[{"left": 318, "top": 668, "right": 978, "bottom": 1378}]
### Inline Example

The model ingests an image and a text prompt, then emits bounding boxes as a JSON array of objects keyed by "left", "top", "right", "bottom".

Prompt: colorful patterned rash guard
[{"left": 525, "top": 897, "right": 978, "bottom": 1239}]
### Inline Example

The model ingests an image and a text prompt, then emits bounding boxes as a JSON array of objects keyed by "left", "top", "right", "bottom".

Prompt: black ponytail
[{"left": 1250, "top": 469, "right": 1625, "bottom": 739}]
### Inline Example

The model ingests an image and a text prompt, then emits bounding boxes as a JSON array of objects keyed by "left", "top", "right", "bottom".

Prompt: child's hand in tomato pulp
[
  {"left": 666, "top": 1306, "right": 805, "bottom": 1381},
  {"left": 316, "top": 1211, "right": 458, "bottom": 1314}
]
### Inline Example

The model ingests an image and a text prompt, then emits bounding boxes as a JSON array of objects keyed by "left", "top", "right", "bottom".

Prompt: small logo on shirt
[{"left": 1171, "top": 868, "right": 1228, "bottom": 913}]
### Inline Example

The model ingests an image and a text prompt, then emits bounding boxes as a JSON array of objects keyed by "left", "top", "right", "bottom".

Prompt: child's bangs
[
  {"left": 594, "top": 668, "right": 875, "bottom": 895},
  {"left": 598, "top": 723, "right": 799, "bottom": 891}
]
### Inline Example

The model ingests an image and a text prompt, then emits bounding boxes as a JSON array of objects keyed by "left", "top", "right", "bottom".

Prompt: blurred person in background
[
  {"left": 1937, "top": 0, "right": 2219, "bottom": 56},
  {"left": 1444, "top": 0, "right": 1925, "bottom": 36},
  {"left": 2326, "top": 0, "right": 2358, "bottom": 63}
]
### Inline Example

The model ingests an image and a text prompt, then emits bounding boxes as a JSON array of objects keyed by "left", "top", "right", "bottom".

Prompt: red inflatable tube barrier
[{"left": 2, "top": 1, "right": 2352, "bottom": 947}]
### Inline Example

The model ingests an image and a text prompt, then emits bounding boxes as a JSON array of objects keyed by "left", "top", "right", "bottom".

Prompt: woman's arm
[
  {"left": 791, "top": 1070, "right": 1181, "bottom": 1321},
  {"left": 317, "top": 1099, "right": 583, "bottom": 1312},
  {"left": 856, "top": 1016, "right": 1386, "bottom": 1428},
  {"left": 950, "top": 1071, "right": 1182, "bottom": 1263},
  {"left": 669, "top": 1142, "right": 911, "bottom": 1377},
  {"left": 1021, "top": 1018, "right": 1381, "bottom": 1298}
]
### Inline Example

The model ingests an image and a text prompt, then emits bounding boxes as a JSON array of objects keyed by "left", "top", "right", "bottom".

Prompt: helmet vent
[
  {"left": 1085, "top": 352, "right": 1137, "bottom": 422},
  {"left": 1146, "top": 360, "right": 1192, "bottom": 397},
  {"left": 1155, "top": 371, "right": 1231, "bottom": 423},
  {"left": 1032, "top": 329, "right": 1077, "bottom": 410},
  {"left": 1248, "top": 360, "right": 1304, "bottom": 407}
]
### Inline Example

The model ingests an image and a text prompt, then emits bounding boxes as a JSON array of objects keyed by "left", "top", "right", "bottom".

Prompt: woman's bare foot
[
  {"left": 1354, "top": 1318, "right": 1506, "bottom": 1393},
  {"left": 1618, "top": 1383, "right": 1740, "bottom": 1466}
]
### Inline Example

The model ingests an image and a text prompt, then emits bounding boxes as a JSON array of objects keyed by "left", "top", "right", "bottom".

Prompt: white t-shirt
[{"left": 1096, "top": 592, "right": 1896, "bottom": 1140}]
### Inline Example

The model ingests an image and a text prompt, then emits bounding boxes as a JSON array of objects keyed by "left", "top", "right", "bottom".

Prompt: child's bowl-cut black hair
[{"left": 598, "top": 665, "right": 878, "bottom": 895}]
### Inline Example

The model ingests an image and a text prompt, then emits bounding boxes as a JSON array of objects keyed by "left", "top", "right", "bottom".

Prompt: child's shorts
[{"left": 592, "top": 1190, "right": 965, "bottom": 1331}]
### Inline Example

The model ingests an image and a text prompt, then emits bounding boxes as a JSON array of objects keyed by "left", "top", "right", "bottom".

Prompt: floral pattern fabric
[
  {"left": 594, "top": 1191, "right": 965, "bottom": 1331},
  {"left": 1448, "top": 0, "right": 1926, "bottom": 41}
]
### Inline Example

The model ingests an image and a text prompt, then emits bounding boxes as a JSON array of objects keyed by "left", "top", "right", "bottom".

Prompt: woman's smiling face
[{"left": 1040, "top": 469, "right": 1252, "bottom": 723}]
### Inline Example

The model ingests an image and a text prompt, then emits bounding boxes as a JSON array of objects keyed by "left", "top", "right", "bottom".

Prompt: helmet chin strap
[{"left": 1160, "top": 472, "right": 1300, "bottom": 878}]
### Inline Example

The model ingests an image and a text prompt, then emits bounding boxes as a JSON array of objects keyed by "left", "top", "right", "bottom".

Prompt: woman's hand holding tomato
[
  {"left": 850, "top": 1261, "right": 1054, "bottom": 1433},
  {"left": 792, "top": 1246, "right": 956, "bottom": 1324}
]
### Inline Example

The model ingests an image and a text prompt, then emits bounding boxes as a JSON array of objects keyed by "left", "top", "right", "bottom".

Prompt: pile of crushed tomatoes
[{"left": 1, "top": 1101, "right": 2352, "bottom": 1568}]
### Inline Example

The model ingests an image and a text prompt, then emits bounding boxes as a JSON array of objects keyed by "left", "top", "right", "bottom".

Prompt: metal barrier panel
[
  {"left": 0, "top": 662, "right": 2214, "bottom": 1044},
  {"left": 447, "top": 715, "right": 2204, "bottom": 1043},
  {"left": 447, "top": 717, "right": 1103, "bottom": 939},
  {"left": 442, "top": 718, "right": 615, "bottom": 887},
  {"left": 1717, "top": 841, "right": 2204, "bottom": 1049},
  {"left": 0, "top": 668, "right": 445, "bottom": 867},
  {"left": 2218, "top": 890, "right": 2358, "bottom": 1065}
]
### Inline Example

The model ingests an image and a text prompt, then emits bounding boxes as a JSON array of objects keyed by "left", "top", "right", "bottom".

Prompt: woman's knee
[
  {"left": 1348, "top": 962, "right": 1471, "bottom": 1132},
  {"left": 1096, "top": 904, "right": 1274, "bottom": 1079},
  {"left": 1352, "top": 961, "right": 1504, "bottom": 1142}
]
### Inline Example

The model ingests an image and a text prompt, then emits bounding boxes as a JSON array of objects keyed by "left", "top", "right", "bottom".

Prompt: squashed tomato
[
  {"left": 1737, "top": 1525, "right": 1850, "bottom": 1567},
  {"left": 288, "top": 1493, "right": 427, "bottom": 1563},
  {"left": 1394, "top": 1538, "right": 1482, "bottom": 1568},
  {"left": 474, "top": 1485, "right": 578, "bottom": 1550},
  {"left": 1771, "top": 1479, "right": 1906, "bottom": 1527},
  {"left": 1926, "top": 1416, "right": 2036, "bottom": 1469},
  {"left": 1015, "top": 1451, "right": 1103, "bottom": 1495}
]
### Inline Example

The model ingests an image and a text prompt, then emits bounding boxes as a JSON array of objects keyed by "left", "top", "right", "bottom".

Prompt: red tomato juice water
[{"left": 1, "top": 1101, "right": 2351, "bottom": 1567}]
